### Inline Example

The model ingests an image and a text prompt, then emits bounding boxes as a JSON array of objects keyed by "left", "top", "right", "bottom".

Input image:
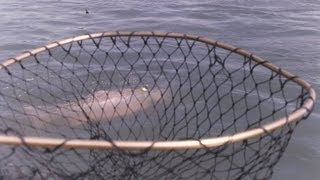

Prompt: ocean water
[{"left": 0, "top": 0, "right": 319, "bottom": 179}]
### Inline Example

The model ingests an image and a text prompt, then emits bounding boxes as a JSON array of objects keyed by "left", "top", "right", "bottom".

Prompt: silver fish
[{"left": 23, "top": 87, "right": 167, "bottom": 127}]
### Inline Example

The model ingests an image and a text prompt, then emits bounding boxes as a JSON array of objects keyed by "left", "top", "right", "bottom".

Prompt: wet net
[{"left": 0, "top": 32, "right": 315, "bottom": 179}]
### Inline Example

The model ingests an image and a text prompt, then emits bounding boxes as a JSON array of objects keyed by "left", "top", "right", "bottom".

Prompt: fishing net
[{"left": 0, "top": 32, "right": 315, "bottom": 179}]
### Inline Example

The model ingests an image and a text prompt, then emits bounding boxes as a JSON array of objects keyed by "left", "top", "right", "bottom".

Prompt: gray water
[{"left": 0, "top": 0, "right": 319, "bottom": 179}]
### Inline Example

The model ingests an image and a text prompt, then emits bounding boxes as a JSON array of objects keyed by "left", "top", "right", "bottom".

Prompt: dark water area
[{"left": 0, "top": 0, "right": 319, "bottom": 179}]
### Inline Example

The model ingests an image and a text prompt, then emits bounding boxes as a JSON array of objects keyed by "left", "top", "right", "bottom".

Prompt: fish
[{"left": 23, "top": 86, "right": 168, "bottom": 127}]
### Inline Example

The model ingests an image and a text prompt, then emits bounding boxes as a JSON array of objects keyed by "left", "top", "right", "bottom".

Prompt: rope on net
[{"left": 0, "top": 32, "right": 315, "bottom": 179}]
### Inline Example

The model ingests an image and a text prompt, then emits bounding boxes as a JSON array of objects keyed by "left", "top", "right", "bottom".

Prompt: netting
[{"left": 0, "top": 32, "right": 315, "bottom": 179}]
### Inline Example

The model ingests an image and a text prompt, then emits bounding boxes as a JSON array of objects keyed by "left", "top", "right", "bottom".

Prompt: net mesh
[{"left": 0, "top": 32, "right": 314, "bottom": 179}]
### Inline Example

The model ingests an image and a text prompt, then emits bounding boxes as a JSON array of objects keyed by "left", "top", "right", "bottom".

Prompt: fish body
[{"left": 23, "top": 87, "right": 166, "bottom": 127}]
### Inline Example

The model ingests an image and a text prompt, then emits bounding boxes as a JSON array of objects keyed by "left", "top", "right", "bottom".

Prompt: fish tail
[{"left": 23, "top": 106, "right": 53, "bottom": 128}]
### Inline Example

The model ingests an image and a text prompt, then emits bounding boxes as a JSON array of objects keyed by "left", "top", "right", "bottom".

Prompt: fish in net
[{"left": 0, "top": 32, "right": 315, "bottom": 179}]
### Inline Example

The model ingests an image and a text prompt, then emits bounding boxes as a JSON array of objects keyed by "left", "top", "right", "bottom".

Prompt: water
[{"left": 0, "top": 0, "right": 319, "bottom": 179}]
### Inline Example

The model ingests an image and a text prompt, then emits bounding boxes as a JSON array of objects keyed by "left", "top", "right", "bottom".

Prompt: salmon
[{"left": 23, "top": 86, "right": 167, "bottom": 127}]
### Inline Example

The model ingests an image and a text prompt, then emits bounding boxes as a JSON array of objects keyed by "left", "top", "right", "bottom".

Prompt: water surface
[{"left": 0, "top": 0, "right": 319, "bottom": 179}]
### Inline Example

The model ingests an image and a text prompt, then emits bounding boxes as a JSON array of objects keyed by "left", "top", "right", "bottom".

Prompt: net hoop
[{"left": 0, "top": 31, "right": 316, "bottom": 150}]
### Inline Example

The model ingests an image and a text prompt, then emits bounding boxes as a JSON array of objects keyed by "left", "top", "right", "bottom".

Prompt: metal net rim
[{"left": 0, "top": 31, "right": 316, "bottom": 151}]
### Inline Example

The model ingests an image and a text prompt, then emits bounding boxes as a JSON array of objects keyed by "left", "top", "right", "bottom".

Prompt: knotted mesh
[{"left": 0, "top": 32, "right": 315, "bottom": 179}]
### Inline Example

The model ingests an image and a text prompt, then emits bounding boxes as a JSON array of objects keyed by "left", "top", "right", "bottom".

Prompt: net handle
[{"left": 0, "top": 31, "right": 316, "bottom": 150}]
